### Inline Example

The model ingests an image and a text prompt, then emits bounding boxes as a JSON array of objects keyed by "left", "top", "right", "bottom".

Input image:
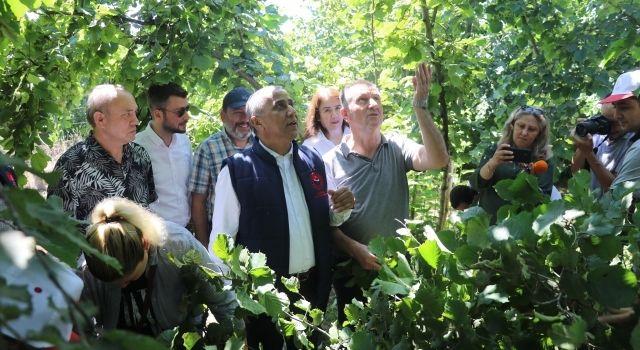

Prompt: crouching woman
[{"left": 80, "top": 197, "right": 236, "bottom": 336}]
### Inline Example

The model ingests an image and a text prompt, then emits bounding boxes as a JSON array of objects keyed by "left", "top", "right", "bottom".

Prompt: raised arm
[{"left": 411, "top": 62, "right": 449, "bottom": 171}]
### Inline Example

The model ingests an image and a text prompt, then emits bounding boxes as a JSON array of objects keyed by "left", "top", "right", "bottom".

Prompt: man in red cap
[{"left": 604, "top": 69, "right": 640, "bottom": 198}]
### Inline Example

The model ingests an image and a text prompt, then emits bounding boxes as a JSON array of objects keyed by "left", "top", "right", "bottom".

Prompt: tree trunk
[{"left": 421, "top": 1, "right": 452, "bottom": 231}]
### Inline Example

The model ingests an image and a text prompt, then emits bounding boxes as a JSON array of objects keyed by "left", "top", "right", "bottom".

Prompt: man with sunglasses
[
  {"left": 189, "top": 87, "right": 254, "bottom": 247},
  {"left": 604, "top": 70, "right": 640, "bottom": 199},
  {"left": 48, "top": 84, "right": 157, "bottom": 222},
  {"left": 135, "top": 83, "right": 192, "bottom": 227}
]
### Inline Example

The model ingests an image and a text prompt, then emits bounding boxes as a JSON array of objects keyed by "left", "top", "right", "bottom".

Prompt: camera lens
[{"left": 575, "top": 115, "right": 611, "bottom": 136}]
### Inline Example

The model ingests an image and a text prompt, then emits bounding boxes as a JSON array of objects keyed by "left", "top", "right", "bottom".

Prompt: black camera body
[
  {"left": 508, "top": 146, "right": 532, "bottom": 163},
  {"left": 575, "top": 114, "right": 611, "bottom": 137}
]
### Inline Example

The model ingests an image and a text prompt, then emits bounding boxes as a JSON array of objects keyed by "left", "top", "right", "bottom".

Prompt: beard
[
  {"left": 162, "top": 120, "right": 187, "bottom": 134},
  {"left": 224, "top": 123, "right": 251, "bottom": 140}
]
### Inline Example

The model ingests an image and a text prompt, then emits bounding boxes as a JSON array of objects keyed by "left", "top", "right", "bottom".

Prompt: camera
[
  {"left": 508, "top": 146, "right": 532, "bottom": 163},
  {"left": 575, "top": 114, "right": 611, "bottom": 137}
]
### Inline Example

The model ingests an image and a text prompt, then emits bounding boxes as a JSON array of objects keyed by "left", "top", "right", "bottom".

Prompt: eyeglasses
[
  {"left": 519, "top": 105, "right": 545, "bottom": 117},
  {"left": 158, "top": 105, "right": 190, "bottom": 117}
]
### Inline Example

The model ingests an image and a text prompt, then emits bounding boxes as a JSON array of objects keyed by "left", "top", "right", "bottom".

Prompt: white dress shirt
[
  {"left": 209, "top": 142, "right": 324, "bottom": 274},
  {"left": 302, "top": 127, "right": 351, "bottom": 156},
  {"left": 135, "top": 123, "right": 192, "bottom": 226}
]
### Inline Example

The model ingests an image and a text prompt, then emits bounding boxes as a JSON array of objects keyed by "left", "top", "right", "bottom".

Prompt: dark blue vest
[{"left": 226, "top": 140, "right": 333, "bottom": 306}]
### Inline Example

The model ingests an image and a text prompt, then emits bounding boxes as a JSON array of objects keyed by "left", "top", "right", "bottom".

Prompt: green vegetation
[{"left": 2, "top": 0, "right": 640, "bottom": 348}]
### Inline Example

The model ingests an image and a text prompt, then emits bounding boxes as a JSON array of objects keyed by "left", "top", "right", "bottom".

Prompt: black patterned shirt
[{"left": 48, "top": 134, "right": 157, "bottom": 221}]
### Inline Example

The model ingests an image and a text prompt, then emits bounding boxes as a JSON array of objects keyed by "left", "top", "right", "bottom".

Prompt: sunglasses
[
  {"left": 519, "top": 105, "right": 545, "bottom": 117},
  {"left": 159, "top": 104, "right": 190, "bottom": 117}
]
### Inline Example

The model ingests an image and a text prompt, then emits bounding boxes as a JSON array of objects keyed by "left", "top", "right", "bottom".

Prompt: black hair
[
  {"left": 450, "top": 185, "right": 478, "bottom": 210},
  {"left": 147, "top": 83, "right": 188, "bottom": 109}
]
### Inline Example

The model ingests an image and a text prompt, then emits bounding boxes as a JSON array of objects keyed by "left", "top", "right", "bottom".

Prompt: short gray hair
[
  {"left": 86, "top": 84, "right": 132, "bottom": 126},
  {"left": 340, "top": 79, "right": 378, "bottom": 109},
  {"left": 245, "top": 85, "right": 287, "bottom": 117}
]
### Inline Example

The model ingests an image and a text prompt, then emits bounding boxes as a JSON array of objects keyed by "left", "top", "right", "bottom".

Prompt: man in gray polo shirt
[{"left": 323, "top": 62, "right": 449, "bottom": 324}]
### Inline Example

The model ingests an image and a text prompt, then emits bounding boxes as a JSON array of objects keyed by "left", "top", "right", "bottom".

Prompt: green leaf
[
  {"left": 213, "top": 234, "right": 230, "bottom": 261},
  {"left": 236, "top": 290, "right": 265, "bottom": 315},
  {"left": 494, "top": 172, "right": 546, "bottom": 205},
  {"left": 281, "top": 275, "right": 299, "bottom": 293},
  {"left": 533, "top": 200, "right": 565, "bottom": 236},
  {"left": 549, "top": 317, "right": 587, "bottom": 350},
  {"left": 374, "top": 279, "right": 410, "bottom": 295},
  {"left": 417, "top": 240, "right": 440, "bottom": 269},
  {"left": 351, "top": 330, "right": 374, "bottom": 350},
  {"left": 466, "top": 214, "right": 490, "bottom": 248},
  {"left": 7, "top": 0, "right": 29, "bottom": 18},
  {"left": 368, "top": 236, "right": 386, "bottom": 258},
  {"left": 394, "top": 252, "right": 414, "bottom": 278},
  {"left": 249, "top": 266, "right": 271, "bottom": 278},
  {"left": 260, "top": 291, "right": 287, "bottom": 317},
  {"left": 444, "top": 299, "right": 469, "bottom": 325},
  {"left": 587, "top": 265, "right": 637, "bottom": 308},
  {"left": 403, "top": 45, "right": 422, "bottom": 63},
  {"left": 578, "top": 235, "right": 622, "bottom": 261},
  {"left": 192, "top": 55, "right": 213, "bottom": 71},
  {"left": 477, "top": 284, "right": 509, "bottom": 305},
  {"left": 454, "top": 245, "right": 478, "bottom": 266},
  {"left": 182, "top": 331, "right": 201, "bottom": 350}
]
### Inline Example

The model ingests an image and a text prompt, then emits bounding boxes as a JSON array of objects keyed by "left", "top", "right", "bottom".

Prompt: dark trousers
[
  {"left": 333, "top": 274, "right": 366, "bottom": 326},
  {"left": 332, "top": 259, "right": 376, "bottom": 326},
  {"left": 246, "top": 267, "right": 327, "bottom": 350}
]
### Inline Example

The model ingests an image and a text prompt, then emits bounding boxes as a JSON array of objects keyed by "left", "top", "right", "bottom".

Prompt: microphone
[{"left": 530, "top": 160, "right": 548, "bottom": 175}]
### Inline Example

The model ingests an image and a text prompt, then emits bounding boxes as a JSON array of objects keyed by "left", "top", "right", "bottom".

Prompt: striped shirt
[{"left": 188, "top": 130, "right": 254, "bottom": 222}]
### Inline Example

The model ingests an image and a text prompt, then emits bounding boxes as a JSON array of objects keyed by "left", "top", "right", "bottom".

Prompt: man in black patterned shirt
[{"left": 48, "top": 84, "right": 157, "bottom": 222}]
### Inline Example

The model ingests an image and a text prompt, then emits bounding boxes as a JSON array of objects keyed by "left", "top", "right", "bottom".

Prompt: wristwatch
[{"left": 413, "top": 99, "right": 428, "bottom": 110}]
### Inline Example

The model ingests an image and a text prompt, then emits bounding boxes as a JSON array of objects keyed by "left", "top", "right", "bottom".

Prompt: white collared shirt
[
  {"left": 135, "top": 123, "right": 192, "bottom": 226},
  {"left": 209, "top": 141, "right": 317, "bottom": 274},
  {"left": 302, "top": 127, "right": 351, "bottom": 156}
]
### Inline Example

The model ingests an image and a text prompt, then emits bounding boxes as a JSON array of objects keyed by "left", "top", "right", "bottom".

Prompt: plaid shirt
[{"left": 188, "top": 130, "right": 254, "bottom": 222}]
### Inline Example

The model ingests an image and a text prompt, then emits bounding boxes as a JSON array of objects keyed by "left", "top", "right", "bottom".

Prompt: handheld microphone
[{"left": 530, "top": 160, "right": 548, "bottom": 175}]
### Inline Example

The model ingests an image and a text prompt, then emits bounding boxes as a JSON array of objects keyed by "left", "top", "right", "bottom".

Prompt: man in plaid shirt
[{"left": 189, "top": 87, "right": 254, "bottom": 246}]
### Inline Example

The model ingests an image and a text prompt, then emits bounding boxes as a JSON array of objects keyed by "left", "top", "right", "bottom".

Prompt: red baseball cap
[{"left": 600, "top": 70, "right": 640, "bottom": 104}]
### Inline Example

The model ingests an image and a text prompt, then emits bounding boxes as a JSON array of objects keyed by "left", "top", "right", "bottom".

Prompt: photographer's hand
[
  {"left": 480, "top": 144, "right": 513, "bottom": 180},
  {"left": 571, "top": 129, "right": 594, "bottom": 153}
]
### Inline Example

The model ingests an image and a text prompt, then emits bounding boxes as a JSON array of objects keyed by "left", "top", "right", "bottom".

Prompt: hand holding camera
[
  {"left": 490, "top": 144, "right": 532, "bottom": 165},
  {"left": 575, "top": 114, "right": 612, "bottom": 137}
]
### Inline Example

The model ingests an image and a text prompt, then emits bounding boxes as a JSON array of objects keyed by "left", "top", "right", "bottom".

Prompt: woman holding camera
[
  {"left": 470, "top": 106, "right": 554, "bottom": 223},
  {"left": 79, "top": 197, "right": 236, "bottom": 336}
]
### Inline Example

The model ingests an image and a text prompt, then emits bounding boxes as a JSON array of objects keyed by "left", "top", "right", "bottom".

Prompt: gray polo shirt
[
  {"left": 590, "top": 133, "right": 633, "bottom": 192},
  {"left": 323, "top": 133, "right": 420, "bottom": 245},
  {"left": 611, "top": 136, "right": 640, "bottom": 199}
]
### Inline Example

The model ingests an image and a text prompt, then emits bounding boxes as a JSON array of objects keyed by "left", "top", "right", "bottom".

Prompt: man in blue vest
[{"left": 209, "top": 85, "right": 354, "bottom": 349}]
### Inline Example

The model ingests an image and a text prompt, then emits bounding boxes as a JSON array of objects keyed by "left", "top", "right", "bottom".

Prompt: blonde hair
[
  {"left": 304, "top": 86, "right": 346, "bottom": 139},
  {"left": 84, "top": 198, "right": 166, "bottom": 281},
  {"left": 86, "top": 84, "right": 133, "bottom": 127},
  {"left": 498, "top": 106, "right": 552, "bottom": 160}
]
